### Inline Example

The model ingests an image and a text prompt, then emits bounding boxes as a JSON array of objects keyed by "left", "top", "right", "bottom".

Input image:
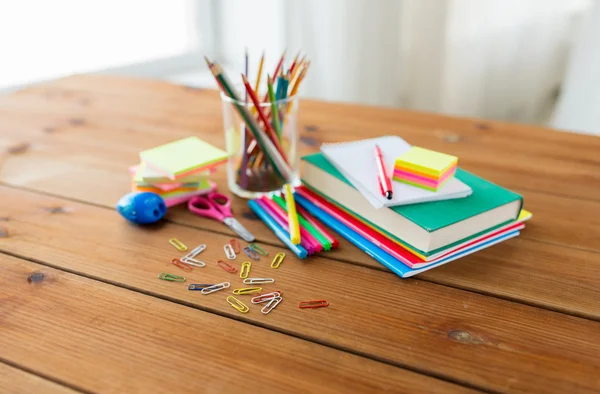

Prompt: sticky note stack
[
  {"left": 393, "top": 147, "right": 458, "bottom": 191},
  {"left": 130, "top": 137, "right": 228, "bottom": 206}
]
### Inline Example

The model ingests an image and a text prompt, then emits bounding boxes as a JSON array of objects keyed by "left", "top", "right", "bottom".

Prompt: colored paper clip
[
  {"left": 229, "top": 239, "right": 241, "bottom": 254},
  {"left": 243, "top": 278, "right": 274, "bottom": 285},
  {"left": 243, "top": 246, "right": 260, "bottom": 261},
  {"left": 227, "top": 296, "right": 249, "bottom": 313},
  {"left": 262, "top": 296, "right": 283, "bottom": 315},
  {"left": 240, "top": 261, "right": 251, "bottom": 278},
  {"left": 217, "top": 260, "right": 237, "bottom": 273},
  {"left": 171, "top": 258, "right": 192, "bottom": 272},
  {"left": 251, "top": 292, "right": 281, "bottom": 304},
  {"left": 299, "top": 300, "right": 329, "bottom": 309},
  {"left": 248, "top": 243, "right": 268, "bottom": 256},
  {"left": 271, "top": 252, "right": 285, "bottom": 268},
  {"left": 188, "top": 283, "right": 214, "bottom": 291},
  {"left": 201, "top": 282, "right": 230, "bottom": 295},
  {"left": 232, "top": 287, "right": 262, "bottom": 295},
  {"left": 224, "top": 244, "right": 236, "bottom": 260},
  {"left": 158, "top": 273, "right": 186, "bottom": 282},
  {"left": 169, "top": 238, "right": 188, "bottom": 251}
]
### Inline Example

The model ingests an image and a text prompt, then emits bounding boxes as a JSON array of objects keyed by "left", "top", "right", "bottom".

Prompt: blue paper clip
[
  {"left": 243, "top": 246, "right": 260, "bottom": 261},
  {"left": 188, "top": 283, "right": 214, "bottom": 291}
]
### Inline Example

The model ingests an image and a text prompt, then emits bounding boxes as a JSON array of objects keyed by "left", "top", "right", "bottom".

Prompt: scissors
[{"left": 188, "top": 192, "right": 256, "bottom": 242}]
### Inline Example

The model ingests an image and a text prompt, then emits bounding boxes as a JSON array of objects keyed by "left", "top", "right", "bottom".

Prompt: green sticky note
[
  {"left": 140, "top": 136, "right": 228, "bottom": 179},
  {"left": 395, "top": 146, "right": 457, "bottom": 177}
]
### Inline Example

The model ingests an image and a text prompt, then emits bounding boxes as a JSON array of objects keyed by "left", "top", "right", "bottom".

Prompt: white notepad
[{"left": 320, "top": 136, "right": 472, "bottom": 209}]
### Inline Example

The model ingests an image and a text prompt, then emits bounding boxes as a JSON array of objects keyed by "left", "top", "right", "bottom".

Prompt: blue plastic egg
[{"left": 116, "top": 192, "right": 167, "bottom": 224}]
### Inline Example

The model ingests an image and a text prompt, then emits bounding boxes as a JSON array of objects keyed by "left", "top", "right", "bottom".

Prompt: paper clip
[
  {"left": 201, "top": 282, "right": 230, "bottom": 295},
  {"left": 232, "top": 287, "right": 262, "bottom": 295},
  {"left": 158, "top": 272, "right": 186, "bottom": 282},
  {"left": 248, "top": 243, "right": 268, "bottom": 256},
  {"left": 299, "top": 300, "right": 329, "bottom": 309},
  {"left": 262, "top": 296, "right": 283, "bottom": 315},
  {"left": 240, "top": 261, "right": 251, "bottom": 278},
  {"left": 188, "top": 283, "right": 214, "bottom": 291},
  {"left": 227, "top": 296, "right": 249, "bottom": 313},
  {"left": 180, "top": 244, "right": 207, "bottom": 267},
  {"left": 243, "top": 246, "right": 260, "bottom": 261},
  {"left": 243, "top": 278, "right": 274, "bottom": 285},
  {"left": 171, "top": 258, "right": 193, "bottom": 272},
  {"left": 217, "top": 260, "right": 238, "bottom": 273},
  {"left": 251, "top": 292, "right": 281, "bottom": 304},
  {"left": 229, "top": 239, "right": 241, "bottom": 254},
  {"left": 271, "top": 252, "right": 285, "bottom": 268},
  {"left": 224, "top": 244, "right": 236, "bottom": 260},
  {"left": 169, "top": 238, "right": 188, "bottom": 251}
]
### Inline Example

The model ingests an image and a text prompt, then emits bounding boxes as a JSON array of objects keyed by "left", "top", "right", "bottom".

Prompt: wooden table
[{"left": 0, "top": 75, "right": 599, "bottom": 394}]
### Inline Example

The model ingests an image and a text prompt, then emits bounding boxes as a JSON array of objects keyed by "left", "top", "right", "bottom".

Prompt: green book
[{"left": 302, "top": 152, "right": 523, "bottom": 254}]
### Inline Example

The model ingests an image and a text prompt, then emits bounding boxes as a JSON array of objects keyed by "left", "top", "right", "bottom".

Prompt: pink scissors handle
[
  {"left": 188, "top": 196, "right": 226, "bottom": 221},
  {"left": 206, "top": 192, "right": 233, "bottom": 217}
]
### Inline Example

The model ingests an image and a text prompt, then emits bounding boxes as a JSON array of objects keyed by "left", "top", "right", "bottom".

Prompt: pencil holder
[{"left": 221, "top": 91, "right": 300, "bottom": 198}]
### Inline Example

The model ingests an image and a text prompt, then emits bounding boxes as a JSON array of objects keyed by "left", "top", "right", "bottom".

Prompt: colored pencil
[
  {"left": 267, "top": 75, "right": 282, "bottom": 140},
  {"left": 295, "top": 201, "right": 339, "bottom": 249},
  {"left": 254, "top": 51, "right": 265, "bottom": 96}
]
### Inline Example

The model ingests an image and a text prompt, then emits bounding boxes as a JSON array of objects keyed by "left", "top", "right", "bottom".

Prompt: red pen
[{"left": 374, "top": 145, "right": 393, "bottom": 200}]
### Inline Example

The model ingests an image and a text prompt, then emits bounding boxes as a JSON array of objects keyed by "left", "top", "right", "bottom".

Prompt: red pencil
[
  {"left": 241, "top": 74, "right": 288, "bottom": 163},
  {"left": 374, "top": 144, "right": 393, "bottom": 200}
]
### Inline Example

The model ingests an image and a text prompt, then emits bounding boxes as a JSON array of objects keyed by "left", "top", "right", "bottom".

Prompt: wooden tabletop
[{"left": 0, "top": 75, "right": 599, "bottom": 394}]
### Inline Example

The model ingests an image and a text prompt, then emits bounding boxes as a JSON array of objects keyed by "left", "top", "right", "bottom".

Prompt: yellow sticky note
[
  {"left": 139, "top": 136, "right": 228, "bottom": 179},
  {"left": 395, "top": 146, "right": 458, "bottom": 177}
]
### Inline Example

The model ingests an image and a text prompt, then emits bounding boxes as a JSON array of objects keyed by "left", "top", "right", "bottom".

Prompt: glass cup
[{"left": 221, "top": 91, "right": 300, "bottom": 199}]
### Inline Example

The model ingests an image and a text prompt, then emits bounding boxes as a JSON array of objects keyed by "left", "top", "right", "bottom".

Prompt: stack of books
[
  {"left": 130, "top": 137, "right": 228, "bottom": 206},
  {"left": 295, "top": 137, "right": 530, "bottom": 278}
]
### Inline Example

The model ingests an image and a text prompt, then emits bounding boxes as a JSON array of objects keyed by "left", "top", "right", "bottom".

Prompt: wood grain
[
  {"left": 2, "top": 186, "right": 600, "bottom": 393},
  {"left": 0, "top": 363, "right": 79, "bottom": 394},
  {"left": 0, "top": 254, "right": 467, "bottom": 394}
]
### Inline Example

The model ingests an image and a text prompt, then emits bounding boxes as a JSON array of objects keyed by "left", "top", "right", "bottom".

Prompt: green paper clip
[
  {"left": 249, "top": 243, "right": 268, "bottom": 256},
  {"left": 158, "top": 272, "right": 186, "bottom": 282}
]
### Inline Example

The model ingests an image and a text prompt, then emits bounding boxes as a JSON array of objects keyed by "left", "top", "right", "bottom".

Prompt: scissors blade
[{"left": 223, "top": 217, "right": 256, "bottom": 242}]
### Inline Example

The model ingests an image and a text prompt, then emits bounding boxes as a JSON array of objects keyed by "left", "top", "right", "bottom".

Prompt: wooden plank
[
  {"left": 0, "top": 363, "right": 79, "bottom": 394},
  {"left": 2, "top": 74, "right": 600, "bottom": 202},
  {"left": 0, "top": 254, "right": 466, "bottom": 394},
  {"left": 1, "top": 187, "right": 600, "bottom": 393}
]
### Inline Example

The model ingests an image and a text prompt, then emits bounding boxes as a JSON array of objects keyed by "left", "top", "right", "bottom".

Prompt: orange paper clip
[
  {"left": 299, "top": 300, "right": 329, "bottom": 309},
  {"left": 171, "top": 258, "right": 192, "bottom": 272},
  {"left": 217, "top": 260, "right": 238, "bottom": 273},
  {"left": 229, "top": 239, "right": 241, "bottom": 254}
]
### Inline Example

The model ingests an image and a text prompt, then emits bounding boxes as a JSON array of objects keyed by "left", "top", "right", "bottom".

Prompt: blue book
[{"left": 295, "top": 193, "right": 520, "bottom": 278}]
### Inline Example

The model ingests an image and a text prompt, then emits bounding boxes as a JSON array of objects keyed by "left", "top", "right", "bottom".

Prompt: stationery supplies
[
  {"left": 243, "top": 278, "right": 275, "bottom": 285},
  {"left": 229, "top": 239, "right": 241, "bottom": 253},
  {"left": 171, "top": 259, "right": 192, "bottom": 272},
  {"left": 393, "top": 146, "right": 458, "bottom": 191},
  {"left": 217, "top": 260, "right": 237, "bottom": 273},
  {"left": 302, "top": 152, "right": 522, "bottom": 253},
  {"left": 201, "top": 282, "right": 231, "bottom": 295},
  {"left": 299, "top": 300, "right": 329, "bottom": 309},
  {"left": 374, "top": 145, "right": 393, "bottom": 199},
  {"left": 158, "top": 273, "right": 186, "bottom": 282},
  {"left": 243, "top": 246, "right": 260, "bottom": 260},
  {"left": 224, "top": 244, "right": 236, "bottom": 260},
  {"left": 188, "top": 191, "right": 255, "bottom": 242},
  {"left": 294, "top": 204, "right": 339, "bottom": 249},
  {"left": 140, "top": 136, "right": 228, "bottom": 180},
  {"left": 227, "top": 296, "right": 250, "bottom": 313},
  {"left": 284, "top": 184, "right": 301, "bottom": 244},
  {"left": 271, "top": 252, "right": 285, "bottom": 268},
  {"left": 252, "top": 292, "right": 281, "bottom": 304},
  {"left": 248, "top": 243, "right": 268, "bottom": 256},
  {"left": 116, "top": 192, "right": 167, "bottom": 225},
  {"left": 248, "top": 200, "right": 308, "bottom": 259},
  {"left": 232, "top": 287, "right": 263, "bottom": 295},
  {"left": 180, "top": 244, "right": 207, "bottom": 267},
  {"left": 271, "top": 195, "right": 331, "bottom": 250},
  {"left": 262, "top": 296, "right": 283, "bottom": 315},
  {"left": 169, "top": 238, "right": 187, "bottom": 251},
  {"left": 188, "top": 284, "right": 214, "bottom": 290},
  {"left": 320, "top": 136, "right": 471, "bottom": 208},
  {"left": 240, "top": 262, "right": 252, "bottom": 278}
]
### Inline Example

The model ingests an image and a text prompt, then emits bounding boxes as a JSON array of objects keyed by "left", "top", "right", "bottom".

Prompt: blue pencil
[{"left": 248, "top": 200, "right": 308, "bottom": 259}]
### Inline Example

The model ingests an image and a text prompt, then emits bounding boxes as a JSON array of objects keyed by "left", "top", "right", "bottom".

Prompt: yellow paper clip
[
  {"left": 232, "top": 287, "right": 263, "bottom": 295},
  {"left": 227, "top": 296, "right": 249, "bottom": 314},
  {"left": 271, "top": 252, "right": 285, "bottom": 268},
  {"left": 169, "top": 238, "right": 188, "bottom": 251},
  {"left": 240, "top": 261, "right": 251, "bottom": 279},
  {"left": 249, "top": 243, "right": 268, "bottom": 256}
]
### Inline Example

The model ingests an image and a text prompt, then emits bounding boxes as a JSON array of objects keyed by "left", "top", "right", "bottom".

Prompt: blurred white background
[{"left": 1, "top": 0, "right": 599, "bottom": 134}]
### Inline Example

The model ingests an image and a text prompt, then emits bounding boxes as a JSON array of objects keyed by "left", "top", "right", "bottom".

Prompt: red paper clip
[
  {"left": 229, "top": 239, "right": 241, "bottom": 254},
  {"left": 299, "top": 300, "right": 329, "bottom": 309},
  {"left": 217, "top": 260, "right": 238, "bottom": 273},
  {"left": 171, "top": 258, "right": 193, "bottom": 272}
]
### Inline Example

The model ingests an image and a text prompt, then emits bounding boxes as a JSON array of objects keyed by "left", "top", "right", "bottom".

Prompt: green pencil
[{"left": 267, "top": 75, "right": 282, "bottom": 141}]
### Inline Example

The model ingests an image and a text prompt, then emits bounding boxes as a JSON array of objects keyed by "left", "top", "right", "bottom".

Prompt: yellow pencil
[
  {"left": 253, "top": 52, "right": 265, "bottom": 98},
  {"left": 284, "top": 184, "right": 301, "bottom": 244}
]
